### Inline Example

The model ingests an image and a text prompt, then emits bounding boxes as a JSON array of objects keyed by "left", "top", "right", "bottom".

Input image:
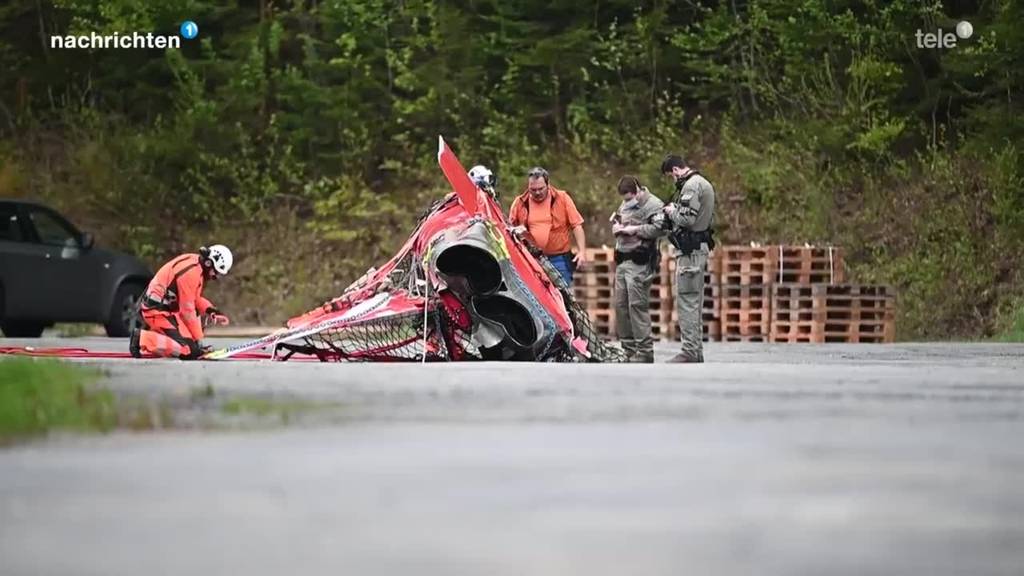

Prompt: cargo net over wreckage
[{"left": 204, "top": 137, "right": 626, "bottom": 363}]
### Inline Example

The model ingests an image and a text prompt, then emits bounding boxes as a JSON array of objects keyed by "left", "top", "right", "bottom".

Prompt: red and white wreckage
[{"left": 204, "top": 137, "right": 625, "bottom": 363}]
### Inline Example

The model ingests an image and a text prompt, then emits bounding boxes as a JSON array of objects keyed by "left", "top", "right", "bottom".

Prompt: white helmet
[
  {"left": 468, "top": 165, "right": 496, "bottom": 195},
  {"left": 205, "top": 244, "right": 233, "bottom": 275}
]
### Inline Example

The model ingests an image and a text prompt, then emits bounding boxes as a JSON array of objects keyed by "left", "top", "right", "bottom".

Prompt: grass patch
[
  {"left": 995, "top": 305, "right": 1024, "bottom": 342},
  {"left": 0, "top": 358, "right": 115, "bottom": 442}
]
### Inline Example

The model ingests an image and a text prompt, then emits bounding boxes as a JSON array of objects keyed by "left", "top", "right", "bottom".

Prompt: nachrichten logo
[{"left": 50, "top": 21, "right": 199, "bottom": 50}]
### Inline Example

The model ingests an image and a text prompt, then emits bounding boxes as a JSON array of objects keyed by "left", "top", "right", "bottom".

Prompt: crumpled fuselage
[{"left": 206, "top": 137, "right": 616, "bottom": 362}]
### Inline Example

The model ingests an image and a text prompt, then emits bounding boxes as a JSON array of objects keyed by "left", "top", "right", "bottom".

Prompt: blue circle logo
[{"left": 180, "top": 21, "right": 198, "bottom": 40}]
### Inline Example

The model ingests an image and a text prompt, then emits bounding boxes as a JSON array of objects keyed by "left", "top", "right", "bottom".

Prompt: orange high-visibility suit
[{"left": 138, "top": 253, "right": 217, "bottom": 358}]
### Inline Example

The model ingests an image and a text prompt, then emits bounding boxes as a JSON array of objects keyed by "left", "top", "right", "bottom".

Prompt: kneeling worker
[
  {"left": 612, "top": 176, "right": 665, "bottom": 363},
  {"left": 130, "top": 245, "right": 233, "bottom": 359}
]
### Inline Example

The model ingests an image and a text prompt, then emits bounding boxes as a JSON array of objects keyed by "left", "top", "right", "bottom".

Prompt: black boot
[
  {"left": 666, "top": 352, "right": 703, "bottom": 364},
  {"left": 129, "top": 328, "right": 141, "bottom": 358}
]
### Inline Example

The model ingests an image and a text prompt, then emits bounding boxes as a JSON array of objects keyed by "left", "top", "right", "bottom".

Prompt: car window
[
  {"left": 0, "top": 204, "right": 23, "bottom": 242},
  {"left": 27, "top": 208, "right": 79, "bottom": 247}
]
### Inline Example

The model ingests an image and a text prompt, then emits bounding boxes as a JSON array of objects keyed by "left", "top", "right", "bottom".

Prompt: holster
[{"left": 669, "top": 228, "right": 716, "bottom": 255}]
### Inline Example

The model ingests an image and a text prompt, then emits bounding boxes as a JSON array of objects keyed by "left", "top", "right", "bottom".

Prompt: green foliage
[
  {"left": 995, "top": 299, "right": 1024, "bottom": 342},
  {"left": 989, "top": 145, "right": 1024, "bottom": 244},
  {"left": 0, "top": 0, "right": 1021, "bottom": 337},
  {"left": 0, "top": 359, "right": 114, "bottom": 441},
  {"left": 717, "top": 119, "right": 832, "bottom": 243}
]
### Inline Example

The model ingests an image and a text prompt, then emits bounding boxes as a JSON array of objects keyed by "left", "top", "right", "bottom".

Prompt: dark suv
[{"left": 0, "top": 200, "right": 152, "bottom": 337}]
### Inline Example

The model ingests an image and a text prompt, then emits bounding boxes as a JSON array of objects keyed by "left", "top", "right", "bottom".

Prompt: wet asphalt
[{"left": 1, "top": 338, "right": 1023, "bottom": 575}]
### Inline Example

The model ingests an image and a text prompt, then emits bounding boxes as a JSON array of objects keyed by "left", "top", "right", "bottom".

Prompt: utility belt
[
  {"left": 614, "top": 248, "right": 654, "bottom": 266},
  {"left": 668, "top": 228, "right": 716, "bottom": 255},
  {"left": 142, "top": 293, "right": 177, "bottom": 313}
]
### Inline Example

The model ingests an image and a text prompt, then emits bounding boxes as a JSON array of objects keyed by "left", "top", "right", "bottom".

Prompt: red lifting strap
[{"left": 0, "top": 347, "right": 284, "bottom": 360}]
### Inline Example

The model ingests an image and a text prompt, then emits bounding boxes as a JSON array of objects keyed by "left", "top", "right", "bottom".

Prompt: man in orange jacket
[
  {"left": 508, "top": 167, "right": 587, "bottom": 285},
  {"left": 130, "top": 245, "right": 233, "bottom": 359}
]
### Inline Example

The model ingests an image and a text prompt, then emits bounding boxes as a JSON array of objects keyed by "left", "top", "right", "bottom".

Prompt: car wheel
[
  {"left": 1, "top": 320, "right": 47, "bottom": 338},
  {"left": 105, "top": 283, "right": 144, "bottom": 337}
]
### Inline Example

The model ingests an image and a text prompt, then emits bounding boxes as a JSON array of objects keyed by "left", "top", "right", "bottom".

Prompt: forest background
[{"left": 1, "top": 0, "right": 1022, "bottom": 339}]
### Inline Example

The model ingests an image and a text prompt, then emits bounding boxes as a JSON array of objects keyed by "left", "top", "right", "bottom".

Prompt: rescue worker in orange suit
[{"left": 129, "top": 245, "right": 233, "bottom": 359}]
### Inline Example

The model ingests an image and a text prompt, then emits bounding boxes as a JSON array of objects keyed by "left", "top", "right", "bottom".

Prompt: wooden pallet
[
  {"left": 720, "top": 284, "right": 771, "bottom": 340},
  {"left": 770, "top": 322, "right": 820, "bottom": 342},
  {"left": 575, "top": 268, "right": 614, "bottom": 285},
  {"left": 819, "top": 285, "right": 895, "bottom": 343},
  {"left": 770, "top": 284, "right": 895, "bottom": 343},
  {"left": 574, "top": 246, "right": 889, "bottom": 345},
  {"left": 649, "top": 265, "right": 673, "bottom": 302},
  {"left": 573, "top": 284, "right": 614, "bottom": 303},
  {"left": 649, "top": 308, "right": 673, "bottom": 340},
  {"left": 770, "top": 284, "right": 823, "bottom": 342},
  {"left": 578, "top": 248, "right": 615, "bottom": 284},
  {"left": 703, "top": 283, "right": 722, "bottom": 342},
  {"left": 587, "top": 308, "right": 615, "bottom": 338},
  {"left": 589, "top": 301, "right": 674, "bottom": 340},
  {"left": 579, "top": 270, "right": 614, "bottom": 289},
  {"left": 775, "top": 246, "right": 846, "bottom": 285},
  {"left": 703, "top": 282, "right": 722, "bottom": 342},
  {"left": 720, "top": 246, "right": 777, "bottom": 286},
  {"left": 589, "top": 247, "right": 615, "bottom": 260},
  {"left": 708, "top": 249, "right": 722, "bottom": 278},
  {"left": 574, "top": 269, "right": 614, "bottom": 313}
]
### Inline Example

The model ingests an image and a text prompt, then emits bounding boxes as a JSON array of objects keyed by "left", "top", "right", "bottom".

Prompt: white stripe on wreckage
[{"left": 202, "top": 293, "right": 392, "bottom": 360}]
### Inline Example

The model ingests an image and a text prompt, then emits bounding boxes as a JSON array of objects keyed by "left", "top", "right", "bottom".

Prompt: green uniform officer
[
  {"left": 612, "top": 176, "right": 665, "bottom": 363},
  {"left": 661, "top": 155, "right": 716, "bottom": 364}
]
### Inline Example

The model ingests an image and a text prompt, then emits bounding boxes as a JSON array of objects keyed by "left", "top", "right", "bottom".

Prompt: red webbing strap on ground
[
  {"left": 0, "top": 347, "right": 292, "bottom": 361},
  {"left": 0, "top": 347, "right": 134, "bottom": 359}
]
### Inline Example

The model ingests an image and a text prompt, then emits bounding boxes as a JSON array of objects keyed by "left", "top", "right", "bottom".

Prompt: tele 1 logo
[{"left": 916, "top": 20, "right": 973, "bottom": 49}]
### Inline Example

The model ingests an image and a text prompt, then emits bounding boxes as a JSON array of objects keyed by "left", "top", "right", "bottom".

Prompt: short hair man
[
  {"left": 611, "top": 176, "right": 665, "bottom": 363},
  {"left": 661, "top": 154, "right": 716, "bottom": 363},
  {"left": 508, "top": 167, "right": 587, "bottom": 285}
]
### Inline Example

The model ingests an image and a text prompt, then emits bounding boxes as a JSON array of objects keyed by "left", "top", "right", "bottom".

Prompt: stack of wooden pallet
[
  {"left": 572, "top": 244, "right": 896, "bottom": 343},
  {"left": 573, "top": 247, "right": 616, "bottom": 336},
  {"left": 718, "top": 246, "right": 774, "bottom": 342},
  {"left": 771, "top": 284, "right": 896, "bottom": 343}
]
